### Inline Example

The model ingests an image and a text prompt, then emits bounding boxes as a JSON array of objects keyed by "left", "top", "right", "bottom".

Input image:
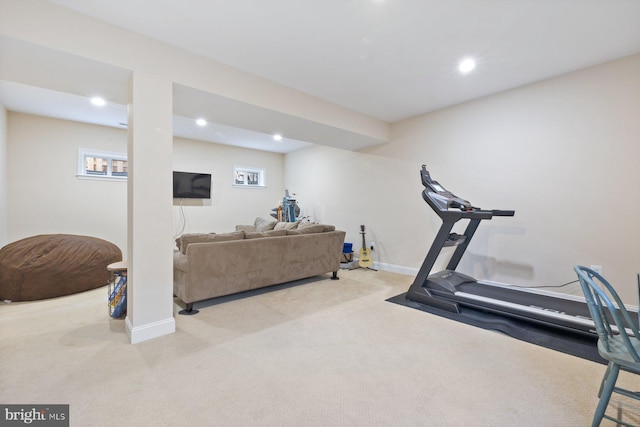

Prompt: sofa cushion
[
  {"left": 212, "top": 231, "right": 245, "bottom": 241},
  {"left": 244, "top": 229, "right": 287, "bottom": 239},
  {"left": 235, "top": 224, "right": 256, "bottom": 232},
  {"left": 180, "top": 231, "right": 245, "bottom": 254},
  {"left": 179, "top": 233, "right": 216, "bottom": 254},
  {"left": 274, "top": 221, "right": 300, "bottom": 231},
  {"left": 254, "top": 217, "right": 277, "bottom": 232},
  {"left": 173, "top": 250, "right": 189, "bottom": 272},
  {"left": 297, "top": 223, "right": 336, "bottom": 232},
  {"left": 286, "top": 224, "right": 326, "bottom": 235}
]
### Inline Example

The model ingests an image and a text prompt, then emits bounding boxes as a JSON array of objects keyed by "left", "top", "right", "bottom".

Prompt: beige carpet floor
[{"left": 1, "top": 268, "right": 638, "bottom": 426}]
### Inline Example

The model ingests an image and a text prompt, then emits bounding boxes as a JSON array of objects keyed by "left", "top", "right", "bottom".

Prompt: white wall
[
  {"left": 285, "top": 146, "right": 425, "bottom": 276},
  {"left": 7, "top": 113, "right": 286, "bottom": 256},
  {"left": 7, "top": 113, "right": 128, "bottom": 253},
  {"left": 0, "top": 103, "right": 7, "bottom": 247},
  {"left": 172, "top": 137, "right": 285, "bottom": 236},
  {"left": 286, "top": 54, "right": 640, "bottom": 303}
]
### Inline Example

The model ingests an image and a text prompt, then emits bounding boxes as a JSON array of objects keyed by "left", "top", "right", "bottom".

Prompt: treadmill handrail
[
  {"left": 422, "top": 191, "right": 502, "bottom": 221},
  {"left": 420, "top": 164, "right": 513, "bottom": 221},
  {"left": 490, "top": 209, "right": 515, "bottom": 216}
]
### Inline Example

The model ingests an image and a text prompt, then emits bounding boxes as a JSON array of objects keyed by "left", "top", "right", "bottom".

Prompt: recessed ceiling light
[
  {"left": 196, "top": 118, "right": 207, "bottom": 127},
  {"left": 458, "top": 58, "right": 476, "bottom": 74},
  {"left": 273, "top": 134, "right": 283, "bottom": 141},
  {"left": 90, "top": 97, "right": 106, "bottom": 107}
]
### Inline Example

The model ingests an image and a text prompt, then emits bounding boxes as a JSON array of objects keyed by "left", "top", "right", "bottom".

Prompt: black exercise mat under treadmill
[{"left": 387, "top": 292, "right": 605, "bottom": 364}]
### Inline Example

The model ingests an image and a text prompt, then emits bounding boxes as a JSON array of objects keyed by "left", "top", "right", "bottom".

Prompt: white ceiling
[{"left": 2, "top": 1, "right": 640, "bottom": 152}]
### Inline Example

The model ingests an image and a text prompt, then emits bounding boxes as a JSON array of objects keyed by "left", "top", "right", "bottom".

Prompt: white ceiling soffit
[
  {"left": 172, "top": 116, "right": 313, "bottom": 154},
  {"left": 0, "top": 35, "right": 384, "bottom": 153},
  {"left": 0, "top": 35, "right": 131, "bottom": 105},
  {"left": 0, "top": 80, "right": 128, "bottom": 129},
  {"left": 0, "top": 80, "right": 316, "bottom": 153},
  {"left": 173, "top": 84, "right": 386, "bottom": 152},
  {"left": 47, "top": 0, "right": 640, "bottom": 122}
]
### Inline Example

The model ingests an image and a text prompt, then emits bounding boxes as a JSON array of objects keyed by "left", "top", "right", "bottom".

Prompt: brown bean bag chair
[{"left": 0, "top": 234, "right": 122, "bottom": 301}]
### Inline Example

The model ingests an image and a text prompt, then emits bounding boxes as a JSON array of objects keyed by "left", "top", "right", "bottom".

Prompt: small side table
[{"left": 107, "top": 261, "right": 128, "bottom": 318}]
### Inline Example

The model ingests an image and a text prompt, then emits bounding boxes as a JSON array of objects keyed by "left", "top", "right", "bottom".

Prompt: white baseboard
[
  {"left": 372, "top": 261, "right": 418, "bottom": 276},
  {"left": 125, "top": 316, "right": 176, "bottom": 344},
  {"left": 352, "top": 255, "right": 417, "bottom": 276}
]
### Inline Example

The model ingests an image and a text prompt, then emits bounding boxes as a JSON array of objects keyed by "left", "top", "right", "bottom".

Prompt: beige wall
[
  {"left": 172, "top": 137, "right": 285, "bottom": 235},
  {"left": 7, "top": 113, "right": 285, "bottom": 257},
  {"left": 7, "top": 113, "right": 128, "bottom": 252},
  {"left": 0, "top": 103, "right": 7, "bottom": 246},
  {"left": 285, "top": 146, "right": 425, "bottom": 275},
  {"left": 286, "top": 54, "right": 640, "bottom": 303}
]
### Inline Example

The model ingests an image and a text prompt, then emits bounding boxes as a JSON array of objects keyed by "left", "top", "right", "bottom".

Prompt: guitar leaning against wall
[{"left": 358, "top": 225, "right": 373, "bottom": 268}]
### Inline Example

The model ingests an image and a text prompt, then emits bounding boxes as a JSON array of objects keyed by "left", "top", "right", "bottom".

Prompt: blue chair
[{"left": 574, "top": 266, "right": 640, "bottom": 426}]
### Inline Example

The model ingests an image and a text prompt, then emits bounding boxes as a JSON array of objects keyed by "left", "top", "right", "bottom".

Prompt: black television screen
[{"left": 173, "top": 171, "right": 211, "bottom": 199}]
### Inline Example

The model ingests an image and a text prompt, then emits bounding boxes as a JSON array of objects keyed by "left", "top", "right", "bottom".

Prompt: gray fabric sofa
[{"left": 173, "top": 220, "right": 346, "bottom": 314}]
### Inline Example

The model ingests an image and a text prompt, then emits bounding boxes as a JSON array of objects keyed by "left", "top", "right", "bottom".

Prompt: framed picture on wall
[{"left": 233, "top": 166, "right": 266, "bottom": 187}]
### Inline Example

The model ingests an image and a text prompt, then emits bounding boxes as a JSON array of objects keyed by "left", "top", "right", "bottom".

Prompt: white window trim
[
  {"left": 233, "top": 166, "right": 266, "bottom": 188},
  {"left": 77, "top": 148, "right": 127, "bottom": 181}
]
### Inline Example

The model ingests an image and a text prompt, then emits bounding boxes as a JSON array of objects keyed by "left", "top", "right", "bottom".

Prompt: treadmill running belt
[{"left": 387, "top": 292, "right": 604, "bottom": 364}]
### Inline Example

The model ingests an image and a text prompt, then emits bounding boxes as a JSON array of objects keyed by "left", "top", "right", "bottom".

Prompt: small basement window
[
  {"left": 233, "top": 166, "right": 266, "bottom": 187},
  {"left": 77, "top": 148, "right": 128, "bottom": 180}
]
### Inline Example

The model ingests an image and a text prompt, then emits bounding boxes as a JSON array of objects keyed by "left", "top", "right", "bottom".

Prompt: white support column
[
  {"left": 125, "top": 71, "right": 175, "bottom": 344},
  {"left": 0, "top": 104, "right": 7, "bottom": 247}
]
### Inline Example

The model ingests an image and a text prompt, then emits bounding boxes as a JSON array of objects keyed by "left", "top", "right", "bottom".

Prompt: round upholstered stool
[{"left": 0, "top": 234, "right": 122, "bottom": 302}]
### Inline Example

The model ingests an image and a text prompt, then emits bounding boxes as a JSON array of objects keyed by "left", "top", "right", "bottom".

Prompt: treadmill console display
[
  {"left": 421, "top": 165, "right": 476, "bottom": 212},
  {"left": 430, "top": 183, "right": 445, "bottom": 193},
  {"left": 420, "top": 165, "right": 514, "bottom": 220}
]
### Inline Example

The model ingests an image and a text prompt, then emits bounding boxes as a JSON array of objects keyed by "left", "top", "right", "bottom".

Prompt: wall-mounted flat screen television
[{"left": 173, "top": 171, "right": 211, "bottom": 199}]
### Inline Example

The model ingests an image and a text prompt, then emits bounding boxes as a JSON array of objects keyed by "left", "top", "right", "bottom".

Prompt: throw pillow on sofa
[
  {"left": 274, "top": 221, "right": 300, "bottom": 231},
  {"left": 254, "top": 217, "right": 277, "bottom": 232}
]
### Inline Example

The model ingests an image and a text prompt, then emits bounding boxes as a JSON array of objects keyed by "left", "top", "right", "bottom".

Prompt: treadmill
[{"left": 405, "top": 165, "right": 601, "bottom": 336}]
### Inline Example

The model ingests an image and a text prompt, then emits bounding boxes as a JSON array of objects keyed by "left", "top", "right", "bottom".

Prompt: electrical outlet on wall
[{"left": 370, "top": 241, "right": 376, "bottom": 251}]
